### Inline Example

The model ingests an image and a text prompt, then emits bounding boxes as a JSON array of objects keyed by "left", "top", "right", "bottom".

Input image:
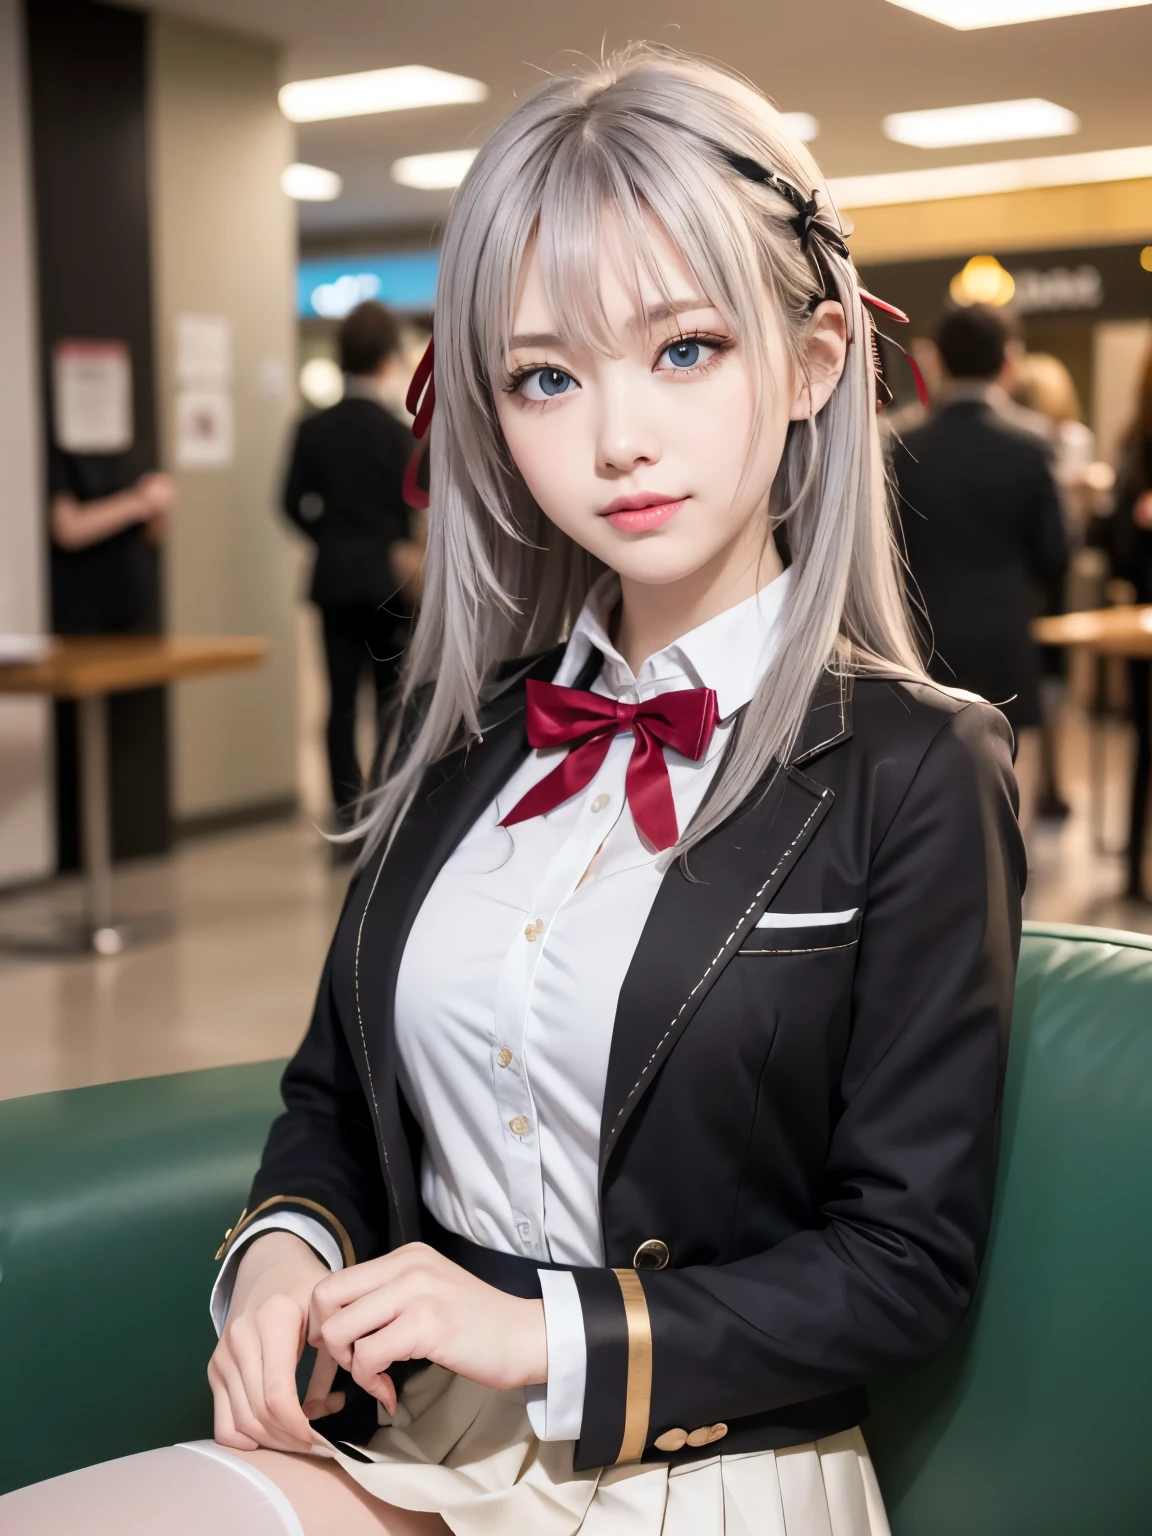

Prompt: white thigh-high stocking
[{"left": 0, "top": 1442, "right": 446, "bottom": 1536}]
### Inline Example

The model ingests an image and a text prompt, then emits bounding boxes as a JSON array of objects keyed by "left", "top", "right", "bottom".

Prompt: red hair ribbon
[
  {"left": 402, "top": 336, "right": 435, "bottom": 509},
  {"left": 405, "top": 336, "right": 436, "bottom": 439},
  {"left": 859, "top": 290, "right": 930, "bottom": 410}
]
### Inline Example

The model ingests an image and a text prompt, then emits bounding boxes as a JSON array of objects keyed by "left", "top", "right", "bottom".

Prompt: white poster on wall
[
  {"left": 52, "top": 339, "right": 133, "bottom": 453},
  {"left": 176, "top": 313, "right": 232, "bottom": 384},
  {"left": 175, "top": 388, "right": 234, "bottom": 468}
]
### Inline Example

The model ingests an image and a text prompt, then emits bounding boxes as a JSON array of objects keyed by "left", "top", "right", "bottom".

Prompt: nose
[{"left": 594, "top": 370, "right": 662, "bottom": 477}]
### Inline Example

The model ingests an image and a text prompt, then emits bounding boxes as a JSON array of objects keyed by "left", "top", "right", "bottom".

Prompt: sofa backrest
[{"left": 867, "top": 922, "right": 1152, "bottom": 1533}]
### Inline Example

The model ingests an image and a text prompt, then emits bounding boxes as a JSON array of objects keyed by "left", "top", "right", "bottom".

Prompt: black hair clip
[{"left": 723, "top": 151, "right": 850, "bottom": 261}]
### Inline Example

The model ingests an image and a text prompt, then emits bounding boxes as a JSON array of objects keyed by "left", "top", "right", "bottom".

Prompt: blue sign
[{"left": 298, "top": 251, "right": 440, "bottom": 319}]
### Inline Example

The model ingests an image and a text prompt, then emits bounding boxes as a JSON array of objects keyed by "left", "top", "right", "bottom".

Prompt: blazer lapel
[{"left": 599, "top": 672, "right": 853, "bottom": 1177}]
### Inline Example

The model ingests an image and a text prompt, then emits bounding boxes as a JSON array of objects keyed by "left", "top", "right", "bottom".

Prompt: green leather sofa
[{"left": 1, "top": 921, "right": 1150, "bottom": 1530}]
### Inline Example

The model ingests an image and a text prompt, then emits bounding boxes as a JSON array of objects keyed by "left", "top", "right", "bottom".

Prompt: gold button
[
  {"left": 708, "top": 1423, "right": 728, "bottom": 1444},
  {"left": 633, "top": 1238, "right": 670, "bottom": 1271},
  {"left": 591, "top": 794, "right": 610, "bottom": 813},
  {"left": 508, "top": 1115, "right": 530, "bottom": 1136},
  {"left": 524, "top": 918, "right": 544, "bottom": 942},
  {"left": 497, "top": 1047, "right": 513, "bottom": 1068},
  {"left": 654, "top": 1427, "right": 688, "bottom": 1452}
]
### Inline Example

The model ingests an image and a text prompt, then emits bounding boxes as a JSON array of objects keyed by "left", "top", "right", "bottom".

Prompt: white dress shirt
[{"left": 212, "top": 567, "right": 793, "bottom": 1442}]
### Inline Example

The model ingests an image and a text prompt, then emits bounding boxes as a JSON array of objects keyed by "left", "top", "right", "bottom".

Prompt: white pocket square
[{"left": 755, "top": 908, "right": 859, "bottom": 929}]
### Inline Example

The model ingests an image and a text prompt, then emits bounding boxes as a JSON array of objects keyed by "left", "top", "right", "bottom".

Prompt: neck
[{"left": 613, "top": 518, "right": 784, "bottom": 674}]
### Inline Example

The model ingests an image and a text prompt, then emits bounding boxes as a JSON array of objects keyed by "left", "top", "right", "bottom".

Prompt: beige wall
[
  {"left": 848, "top": 176, "right": 1152, "bottom": 264},
  {"left": 0, "top": 0, "right": 53, "bottom": 885},
  {"left": 149, "top": 14, "right": 299, "bottom": 823}
]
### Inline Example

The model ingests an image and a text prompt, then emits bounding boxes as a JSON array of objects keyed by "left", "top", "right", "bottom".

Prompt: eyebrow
[{"left": 509, "top": 298, "right": 713, "bottom": 351}]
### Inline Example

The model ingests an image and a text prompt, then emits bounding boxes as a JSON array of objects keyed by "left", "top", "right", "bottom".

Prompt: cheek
[{"left": 495, "top": 401, "right": 589, "bottom": 530}]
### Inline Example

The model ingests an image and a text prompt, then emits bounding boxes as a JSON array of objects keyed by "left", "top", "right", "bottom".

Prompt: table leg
[{"left": 77, "top": 692, "right": 117, "bottom": 948}]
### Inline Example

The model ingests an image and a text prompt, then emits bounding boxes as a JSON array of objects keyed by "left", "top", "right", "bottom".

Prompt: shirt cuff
[
  {"left": 524, "top": 1268, "right": 587, "bottom": 1442},
  {"left": 209, "top": 1213, "right": 344, "bottom": 1335}
]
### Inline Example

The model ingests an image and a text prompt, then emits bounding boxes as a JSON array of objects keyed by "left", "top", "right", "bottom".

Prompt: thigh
[{"left": 0, "top": 1443, "right": 447, "bottom": 1536}]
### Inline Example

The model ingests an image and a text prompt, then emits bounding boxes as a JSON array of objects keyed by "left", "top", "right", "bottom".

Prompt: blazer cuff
[
  {"left": 214, "top": 1194, "right": 356, "bottom": 1270},
  {"left": 571, "top": 1267, "right": 652, "bottom": 1471},
  {"left": 209, "top": 1213, "right": 343, "bottom": 1334}
]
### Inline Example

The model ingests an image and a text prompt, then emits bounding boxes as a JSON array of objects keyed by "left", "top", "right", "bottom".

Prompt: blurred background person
[
  {"left": 1010, "top": 352, "right": 1101, "bottom": 820},
  {"left": 893, "top": 304, "right": 1068, "bottom": 832},
  {"left": 282, "top": 300, "right": 423, "bottom": 846},
  {"left": 1105, "top": 344, "right": 1152, "bottom": 899}
]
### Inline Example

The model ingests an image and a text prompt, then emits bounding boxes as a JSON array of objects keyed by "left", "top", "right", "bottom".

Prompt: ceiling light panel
[
  {"left": 281, "top": 163, "right": 343, "bottom": 201},
  {"left": 886, "top": 0, "right": 1151, "bottom": 28},
  {"left": 780, "top": 112, "right": 819, "bottom": 142},
  {"left": 883, "top": 98, "right": 1079, "bottom": 148},
  {"left": 829, "top": 142, "right": 1152, "bottom": 208},
  {"left": 279, "top": 66, "right": 488, "bottom": 123},
  {"left": 391, "top": 148, "right": 479, "bottom": 190}
]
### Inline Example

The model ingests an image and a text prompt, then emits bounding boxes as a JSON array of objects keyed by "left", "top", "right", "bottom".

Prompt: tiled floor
[{"left": 0, "top": 705, "right": 1148, "bottom": 1101}]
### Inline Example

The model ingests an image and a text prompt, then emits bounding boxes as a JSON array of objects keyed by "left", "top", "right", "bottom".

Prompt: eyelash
[{"left": 504, "top": 330, "right": 734, "bottom": 401}]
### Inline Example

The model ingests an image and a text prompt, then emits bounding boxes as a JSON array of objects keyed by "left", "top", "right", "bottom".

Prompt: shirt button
[
  {"left": 497, "top": 1047, "right": 513, "bottom": 1068},
  {"left": 591, "top": 794, "right": 610, "bottom": 813},
  {"left": 509, "top": 1115, "right": 530, "bottom": 1136},
  {"left": 524, "top": 918, "right": 544, "bottom": 942}
]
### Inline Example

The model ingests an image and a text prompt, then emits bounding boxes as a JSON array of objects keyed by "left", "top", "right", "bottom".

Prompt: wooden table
[
  {"left": 0, "top": 636, "right": 268, "bottom": 953},
  {"left": 1032, "top": 606, "right": 1152, "bottom": 900}
]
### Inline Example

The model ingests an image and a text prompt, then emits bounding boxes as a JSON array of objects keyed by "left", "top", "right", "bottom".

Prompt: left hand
[
  {"left": 1134, "top": 490, "right": 1152, "bottom": 531},
  {"left": 305, "top": 1242, "right": 548, "bottom": 1416}
]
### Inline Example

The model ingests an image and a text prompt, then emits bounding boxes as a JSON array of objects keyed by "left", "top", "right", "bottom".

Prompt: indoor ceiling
[{"left": 137, "top": 0, "right": 1152, "bottom": 239}]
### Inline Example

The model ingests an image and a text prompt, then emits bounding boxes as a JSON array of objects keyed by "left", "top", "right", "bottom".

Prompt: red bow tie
[{"left": 500, "top": 679, "right": 720, "bottom": 852}]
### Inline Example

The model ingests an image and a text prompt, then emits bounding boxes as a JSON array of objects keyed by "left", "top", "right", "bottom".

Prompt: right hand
[
  {"left": 136, "top": 471, "right": 178, "bottom": 525},
  {"left": 208, "top": 1230, "right": 343, "bottom": 1453}
]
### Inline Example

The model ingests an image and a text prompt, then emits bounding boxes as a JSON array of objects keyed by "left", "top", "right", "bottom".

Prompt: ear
[{"left": 789, "top": 300, "right": 848, "bottom": 420}]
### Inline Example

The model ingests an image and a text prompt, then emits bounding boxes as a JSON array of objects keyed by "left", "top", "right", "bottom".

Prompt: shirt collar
[{"left": 552, "top": 566, "right": 793, "bottom": 721}]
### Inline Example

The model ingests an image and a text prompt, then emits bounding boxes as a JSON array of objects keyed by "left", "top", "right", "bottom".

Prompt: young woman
[{"left": 4, "top": 44, "right": 1024, "bottom": 1536}]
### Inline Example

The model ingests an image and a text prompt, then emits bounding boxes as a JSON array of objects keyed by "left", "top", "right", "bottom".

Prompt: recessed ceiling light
[
  {"left": 829, "top": 142, "right": 1152, "bottom": 208},
  {"left": 281, "top": 163, "right": 343, "bottom": 201},
  {"left": 886, "top": 0, "right": 1151, "bottom": 27},
  {"left": 883, "top": 98, "right": 1079, "bottom": 148},
  {"left": 391, "top": 148, "right": 479, "bottom": 190},
  {"left": 279, "top": 65, "right": 488, "bottom": 123},
  {"left": 781, "top": 112, "right": 819, "bottom": 143}
]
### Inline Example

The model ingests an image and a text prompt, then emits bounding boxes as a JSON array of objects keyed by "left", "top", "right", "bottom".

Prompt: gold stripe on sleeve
[
  {"left": 215, "top": 1195, "right": 356, "bottom": 1268},
  {"left": 612, "top": 1268, "right": 653, "bottom": 1463}
]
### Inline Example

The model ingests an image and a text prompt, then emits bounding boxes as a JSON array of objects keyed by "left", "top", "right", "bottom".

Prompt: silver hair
[{"left": 358, "top": 43, "right": 928, "bottom": 859}]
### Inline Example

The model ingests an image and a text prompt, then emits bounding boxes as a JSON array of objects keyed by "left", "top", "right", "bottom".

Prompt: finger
[
  {"left": 309, "top": 1244, "right": 444, "bottom": 1329},
  {"left": 316, "top": 1284, "right": 416, "bottom": 1364},
  {"left": 213, "top": 1343, "right": 277, "bottom": 1450},
  {"left": 302, "top": 1345, "right": 344, "bottom": 1419},
  {"left": 349, "top": 1338, "right": 398, "bottom": 1415},
  {"left": 254, "top": 1300, "right": 313, "bottom": 1447},
  {"left": 208, "top": 1356, "right": 259, "bottom": 1451},
  {"left": 227, "top": 1325, "right": 307, "bottom": 1454}
]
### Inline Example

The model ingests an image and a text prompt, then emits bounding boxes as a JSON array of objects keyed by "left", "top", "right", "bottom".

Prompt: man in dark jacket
[
  {"left": 892, "top": 304, "right": 1067, "bottom": 828},
  {"left": 283, "top": 302, "right": 422, "bottom": 835}
]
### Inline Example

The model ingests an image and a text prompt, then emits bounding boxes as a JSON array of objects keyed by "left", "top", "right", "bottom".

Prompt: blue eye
[
  {"left": 518, "top": 367, "right": 577, "bottom": 401},
  {"left": 664, "top": 340, "right": 702, "bottom": 369}
]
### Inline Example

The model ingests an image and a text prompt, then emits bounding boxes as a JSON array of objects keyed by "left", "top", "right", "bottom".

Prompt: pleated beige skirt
[{"left": 315, "top": 1366, "right": 891, "bottom": 1536}]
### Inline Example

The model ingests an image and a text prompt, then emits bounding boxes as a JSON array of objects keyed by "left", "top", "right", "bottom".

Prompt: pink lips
[{"left": 598, "top": 493, "right": 687, "bottom": 532}]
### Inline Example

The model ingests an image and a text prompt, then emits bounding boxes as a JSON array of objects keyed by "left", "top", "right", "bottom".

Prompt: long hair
[{"left": 359, "top": 44, "right": 928, "bottom": 859}]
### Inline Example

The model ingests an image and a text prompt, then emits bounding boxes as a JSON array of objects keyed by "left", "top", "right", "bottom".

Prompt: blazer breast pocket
[{"left": 738, "top": 907, "right": 861, "bottom": 955}]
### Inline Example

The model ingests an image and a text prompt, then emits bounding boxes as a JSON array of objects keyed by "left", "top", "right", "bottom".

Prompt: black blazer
[
  {"left": 229, "top": 657, "right": 1024, "bottom": 1473},
  {"left": 282, "top": 395, "right": 413, "bottom": 609},
  {"left": 893, "top": 399, "right": 1067, "bottom": 730}
]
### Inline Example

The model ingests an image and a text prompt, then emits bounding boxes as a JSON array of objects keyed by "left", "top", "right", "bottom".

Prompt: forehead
[{"left": 510, "top": 210, "right": 710, "bottom": 340}]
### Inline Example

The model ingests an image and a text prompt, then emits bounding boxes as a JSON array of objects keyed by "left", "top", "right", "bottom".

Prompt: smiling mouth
[{"left": 599, "top": 496, "right": 688, "bottom": 532}]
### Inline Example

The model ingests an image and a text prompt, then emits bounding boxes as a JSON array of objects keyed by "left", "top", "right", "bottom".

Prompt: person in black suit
[
  {"left": 283, "top": 302, "right": 422, "bottom": 833},
  {"left": 892, "top": 304, "right": 1067, "bottom": 828},
  {"left": 1106, "top": 344, "right": 1152, "bottom": 897}
]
